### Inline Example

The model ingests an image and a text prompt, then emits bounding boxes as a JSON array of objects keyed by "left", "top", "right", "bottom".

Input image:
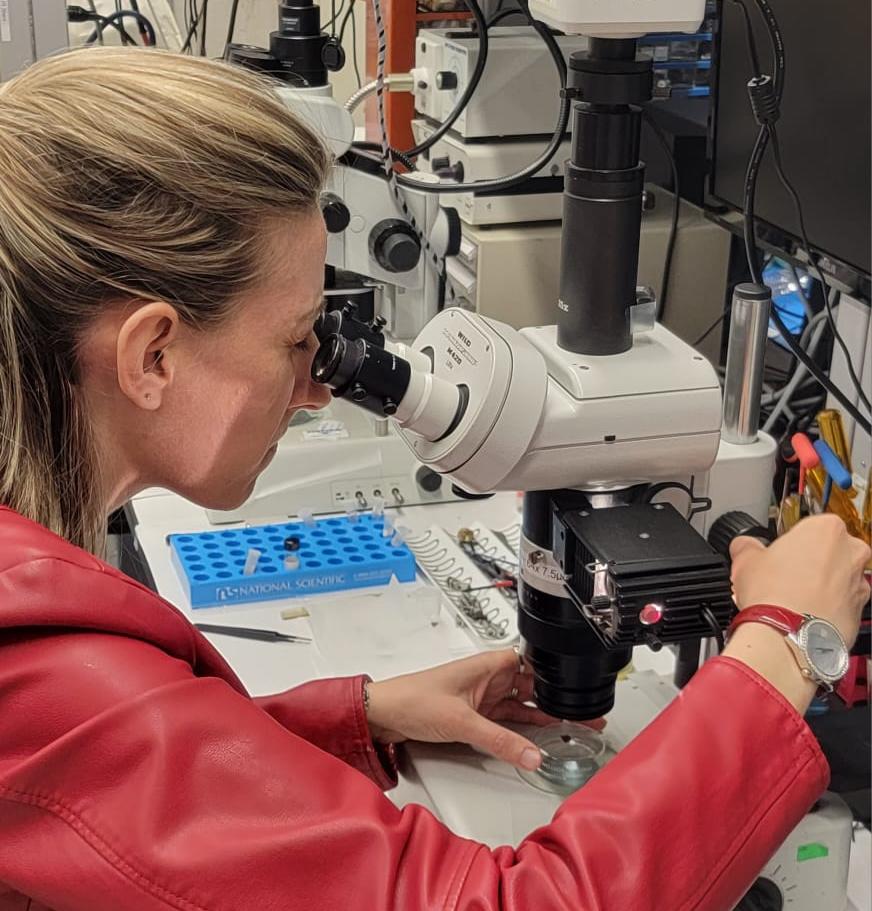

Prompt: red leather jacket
[{"left": 0, "top": 507, "right": 828, "bottom": 911}]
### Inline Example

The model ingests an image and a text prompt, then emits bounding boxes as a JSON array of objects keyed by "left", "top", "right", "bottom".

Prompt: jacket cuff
[{"left": 254, "top": 675, "right": 398, "bottom": 790}]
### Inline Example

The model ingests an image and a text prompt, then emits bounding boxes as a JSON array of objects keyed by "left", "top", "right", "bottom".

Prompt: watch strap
[{"left": 727, "top": 604, "right": 805, "bottom": 640}]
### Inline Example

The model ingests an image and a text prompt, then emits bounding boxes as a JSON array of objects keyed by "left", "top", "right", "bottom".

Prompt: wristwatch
[{"left": 727, "top": 605, "right": 850, "bottom": 691}]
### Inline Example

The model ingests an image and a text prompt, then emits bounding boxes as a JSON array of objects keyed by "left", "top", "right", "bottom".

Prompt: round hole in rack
[
  {"left": 322, "top": 548, "right": 338, "bottom": 556},
  {"left": 181, "top": 545, "right": 196, "bottom": 553},
  {"left": 261, "top": 566, "right": 277, "bottom": 574},
  {"left": 212, "top": 561, "right": 228, "bottom": 569},
  {"left": 203, "top": 543, "right": 219, "bottom": 551},
  {"left": 284, "top": 524, "right": 301, "bottom": 533},
  {"left": 311, "top": 530, "right": 327, "bottom": 538},
  {"left": 189, "top": 563, "right": 205, "bottom": 572},
  {"left": 392, "top": 550, "right": 407, "bottom": 558},
  {"left": 268, "top": 536, "right": 283, "bottom": 544},
  {"left": 242, "top": 529, "right": 258, "bottom": 537},
  {"left": 301, "top": 550, "right": 316, "bottom": 559},
  {"left": 229, "top": 549, "right": 244, "bottom": 557},
  {"left": 349, "top": 555, "right": 364, "bottom": 563},
  {"left": 305, "top": 561, "right": 322, "bottom": 569},
  {"left": 327, "top": 558, "right": 342, "bottom": 566},
  {"left": 216, "top": 571, "right": 232, "bottom": 579},
  {"left": 264, "top": 526, "right": 279, "bottom": 534},
  {"left": 358, "top": 534, "right": 374, "bottom": 542},
  {"left": 235, "top": 559, "right": 245, "bottom": 567},
  {"left": 327, "top": 519, "right": 342, "bottom": 526},
  {"left": 220, "top": 531, "right": 236, "bottom": 539},
  {"left": 370, "top": 552, "right": 386, "bottom": 561},
  {"left": 337, "top": 536, "right": 352, "bottom": 545},
  {"left": 343, "top": 546, "right": 357, "bottom": 554},
  {"left": 200, "top": 533, "right": 214, "bottom": 541},
  {"left": 176, "top": 536, "right": 193, "bottom": 543},
  {"left": 193, "top": 573, "right": 210, "bottom": 581}
]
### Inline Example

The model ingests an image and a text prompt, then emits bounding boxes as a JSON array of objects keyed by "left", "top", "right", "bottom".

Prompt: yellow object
[
  {"left": 817, "top": 410, "right": 857, "bottom": 496},
  {"left": 777, "top": 494, "right": 803, "bottom": 534},
  {"left": 806, "top": 466, "right": 865, "bottom": 539}
]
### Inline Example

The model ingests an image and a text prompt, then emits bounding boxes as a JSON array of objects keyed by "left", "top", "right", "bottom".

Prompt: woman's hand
[
  {"left": 366, "top": 649, "right": 603, "bottom": 772},
  {"left": 730, "top": 514, "right": 871, "bottom": 647}
]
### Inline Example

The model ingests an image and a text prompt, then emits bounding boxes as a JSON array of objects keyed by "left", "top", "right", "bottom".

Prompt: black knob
[
  {"left": 416, "top": 466, "right": 443, "bottom": 493},
  {"left": 435, "top": 70, "right": 458, "bottom": 90},
  {"left": 321, "top": 193, "right": 350, "bottom": 233},
  {"left": 708, "top": 511, "right": 773, "bottom": 562},
  {"left": 369, "top": 219, "right": 421, "bottom": 273},
  {"left": 431, "top": 156, "right": 450, "bottom": 171},
  {"left": 321, "top": 37, "right": 345, "bottom": 71},
  {"left": 350, "top": 384, "right": 368, "bottom": 402},
  {"left": 382, "top": 398, "right": 398, "bottom": 416}
]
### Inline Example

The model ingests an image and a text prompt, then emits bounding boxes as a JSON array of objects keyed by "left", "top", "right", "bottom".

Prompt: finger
[
  {"left": 513, "top": 672, "right": 536, "bottom": 702},
  {"left": 730, "top": 535, "right": 766, "bottom": 563},
  {"left": 849, "top": 538, "right": 872, "bottom": 573},
  {"left": 453, "top": 707, "right": 542, "bottom": 771},
  {"left": 489, "top": 701, "right": 555, "bottom": 727}
]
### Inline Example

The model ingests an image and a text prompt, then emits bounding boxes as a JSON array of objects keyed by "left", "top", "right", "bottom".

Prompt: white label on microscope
[{"left": 520, "top": 534, "right": 568, "bottom": 598}]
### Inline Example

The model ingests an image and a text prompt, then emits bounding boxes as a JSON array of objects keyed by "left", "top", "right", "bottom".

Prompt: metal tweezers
[{"left": 194, "top": 623, "right": 311, "bottom": 644}]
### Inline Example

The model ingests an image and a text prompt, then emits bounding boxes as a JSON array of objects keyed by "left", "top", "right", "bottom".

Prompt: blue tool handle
[{"left": 813, "top": 440, "right": 853, "bottom": 490}]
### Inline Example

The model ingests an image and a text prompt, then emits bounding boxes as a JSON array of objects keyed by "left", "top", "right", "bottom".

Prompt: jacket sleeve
[
  {"left": 0, "top": 631, "right": 828, "bottom": 911},
  {"left": 254, "top": 679, "right": 398, "bottom": 790}
]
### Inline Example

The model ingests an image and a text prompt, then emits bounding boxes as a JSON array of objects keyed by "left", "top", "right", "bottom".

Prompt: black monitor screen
[{"left": 710, "top": 0, "right": 871, "bottom": 280}]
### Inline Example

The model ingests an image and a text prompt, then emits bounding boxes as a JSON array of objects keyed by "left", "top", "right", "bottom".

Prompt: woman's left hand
[{"left": 366, "top": 649, "right": 603, "bottom": 772}]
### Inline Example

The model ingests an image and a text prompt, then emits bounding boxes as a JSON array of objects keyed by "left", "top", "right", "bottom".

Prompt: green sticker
[{"left": 797, "top": 843, "right": 829, "bottom": 862}]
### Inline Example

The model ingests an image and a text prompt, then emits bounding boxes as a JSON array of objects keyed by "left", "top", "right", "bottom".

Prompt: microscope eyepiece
[{"left": 311, "top": 315, "right": 468, "bottom": 441}]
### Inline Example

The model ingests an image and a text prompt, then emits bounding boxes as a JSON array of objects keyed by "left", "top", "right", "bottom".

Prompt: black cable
[
  {"left": 350, "top": 2, "right": 362, "bottom": 90},
  {"left": 692, "top": 310, "right": 728, "bottom": 348},
  {"left": 88, "top": 10, "right": 155, "bottom": 46},
  {"left": 702, "top": 607, "right": 725, "bottom": 653},
  {"left": 181, "top": 1, "right": 206, "bottom": 53},
  {"left": 324, "top": 0, "right": 347, "bottom": 31},
  {"left": 642, "top": 109, "right": 680, "bottom": 321},
  {"left": 352, "top": 141, "right": 418, "bottom": 171},
  {"left": 399, "top": 0, "right": 490, "bottom": 159},
  {"left": 199, "top": 0, "right": 208, "bottom": 56},
  {"left": 337, "top": 0, "right": 355, "bottom": 42},
  {"left": 393, "top": 0, "right": 569, "bottom": 194},
  {"left": 83, "top": 13, "right": 138, "bottom": 46},
  {"left": 767, "top": 129, "right": 871, "bottom": 412},
  {"left": 731, "top": 0, "right": 871, "bottom": 433},
  {"left": 224, "top": 0, "right": 241, "bottom": 57}
]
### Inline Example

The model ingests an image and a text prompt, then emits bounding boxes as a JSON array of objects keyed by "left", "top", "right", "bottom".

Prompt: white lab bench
[{"left": 127, "top": 489, "right": 871, "bottom": 911}]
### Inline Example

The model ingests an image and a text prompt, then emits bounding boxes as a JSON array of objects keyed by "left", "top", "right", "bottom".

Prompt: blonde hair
[{"left": 0, "top": 47, "right": 329, "bottom": 554}]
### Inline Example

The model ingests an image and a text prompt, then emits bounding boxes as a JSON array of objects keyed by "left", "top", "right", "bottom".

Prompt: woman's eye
[{"left": 292, "top": 336, "right": 313, "bottom": 353}]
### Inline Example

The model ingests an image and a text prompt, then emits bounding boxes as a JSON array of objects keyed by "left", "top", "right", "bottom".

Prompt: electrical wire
[
  {"left": 85, "top": 13, "right": 139, "bottom": 46},
  {"left": 731, "top": 0, "right": 871, "bottom": 434},
  {"left": 224, "top": 0, "right": 241, "bottom": 57},
  {"left": 350, "top": 1, "right": 362, "bottom": 90},
  {"left": 702, "top": 607, "right": 725, "bottom": 653},
  {"left": 88, "top": 10, "right": 156, "bottom": 46},
  {"left": 199, "top": 0, "right": 208, "bottom": 56},
  {"left": 392, "top": 0, "right": 570, "bottom": 194},
  {"left": 400, "top": 0, "right": 490, "bottom": 159},
  {"left": 642, "top": 109, "right": 680, "bottom": 321},
  {"left": 767, "top": 128, "right": 871, "bottom": 412},
  {"left": 181, "top": 1, "right": 207, "bottom": 53}
]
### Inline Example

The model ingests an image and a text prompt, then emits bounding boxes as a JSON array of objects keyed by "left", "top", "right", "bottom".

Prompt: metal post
[{"left": 722, "top": 282, "right": 771, "bottom": 444}]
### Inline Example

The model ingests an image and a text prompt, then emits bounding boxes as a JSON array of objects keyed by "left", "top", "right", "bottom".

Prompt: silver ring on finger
[{"left": 509, "top": 685, "right": 520, "bottom": 701}]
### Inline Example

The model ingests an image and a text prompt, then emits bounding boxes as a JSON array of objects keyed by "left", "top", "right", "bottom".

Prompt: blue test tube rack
[{"left": 168, "top": 514, "right": 415, "bottom": 609}]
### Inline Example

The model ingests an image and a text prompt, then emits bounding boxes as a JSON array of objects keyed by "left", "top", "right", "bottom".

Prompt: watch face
[{"left": 802, "top": 620, "right": 848, "bottom": 679}]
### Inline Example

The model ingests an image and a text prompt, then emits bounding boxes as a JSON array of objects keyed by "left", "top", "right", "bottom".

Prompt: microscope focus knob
[
  {"left": 321, "top": 193, "right": 351, "bottom": 234},
  {"left": 707, "top": 511, "right": 773, "bottom": 562},
  {"left": 435, "top": 70, "right": 458, "bottom": 91},
  {"left": 369, "top": 219, "right": 421, "bottom": 273},
  {"left": 416, "top": 466, "right": 443, "bottom": 493},
  {"left": 350, "top": 383, "right": 368, "bottom": 403}
]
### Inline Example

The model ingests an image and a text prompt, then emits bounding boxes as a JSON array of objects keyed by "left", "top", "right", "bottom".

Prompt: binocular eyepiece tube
[{"left": 311, "top": 329, "right": 467, "bottom": 443}]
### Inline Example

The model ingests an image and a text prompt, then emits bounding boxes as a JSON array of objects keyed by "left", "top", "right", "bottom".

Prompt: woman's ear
[{"left": 115, "top": 302, "right": 180, "bottom": 410}]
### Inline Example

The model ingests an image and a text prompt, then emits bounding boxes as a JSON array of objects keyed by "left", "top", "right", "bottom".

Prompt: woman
[{"left": 0, "top": 48, "right": 868, "bottom": 911}]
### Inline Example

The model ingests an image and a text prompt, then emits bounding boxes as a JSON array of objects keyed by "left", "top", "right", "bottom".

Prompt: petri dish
[{"left": 516, "top": 722, "right": 611, "bottom": 796}]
